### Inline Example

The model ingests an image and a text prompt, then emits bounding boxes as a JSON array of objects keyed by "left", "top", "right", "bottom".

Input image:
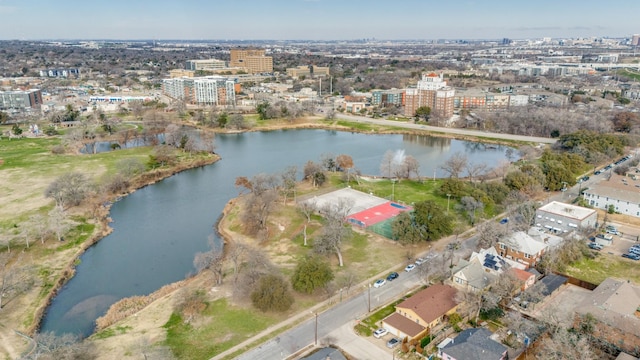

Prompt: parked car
[
  {"left": 499, "top": 218, "right": 509, "bottom": 224},
  {"left": 588, "top": 243, "right": 603, "bottom": 250},
  {"left": 373, "top": 279, "right": 386, "bottom": 288},
  {"left": 629, "top": 245, "right": 640, "bottom": 255},
  {"left": 605, "top": 225, "right": 619, "bottom": 235},
  {"left": 386, "top": 338, "right": 400, "bottom": 348},
  {"left": 596, "top": 234, "right": 613, "bottom": 241},
  {"left": 387, "top": 272, "right": 399, "bottom": 281},
  {"left": 414, "top": 257, "right": 427, "bottom": 265},
  {"left": 404, "top": 264, "right": 416, "bottom": 272},
  {"left": 622, "top": 253, "right": 640, "bottom": 260},
  {"left": 582, "top": 176, "right": 590, "bottom": 182},
  {"left": 373, "top": 328, "right": 388, "bottom": 338},
  {"left": 594, "top": 170, "right": 602, "bottom": 175}
]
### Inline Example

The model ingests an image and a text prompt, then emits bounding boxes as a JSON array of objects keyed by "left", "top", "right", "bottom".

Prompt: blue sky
[{"left": 1, "top": 0, "right": 638, "bottom": 40}]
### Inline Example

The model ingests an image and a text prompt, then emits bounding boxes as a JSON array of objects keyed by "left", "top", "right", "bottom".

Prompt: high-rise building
[
  {"left": 404, "top": 73, "right": 454, "bottom": 119},
  {"left": 0, "top": 89, "right": 42, "bottom": 110},
  {"left": 632, "top": 34, "right": 640, "bottom": 46},
  {"left": 229, "top": 48, "right": 273, "bottom": 73},
  {"left": 162, "top": 77, "right": 236, "bottom": 106}
]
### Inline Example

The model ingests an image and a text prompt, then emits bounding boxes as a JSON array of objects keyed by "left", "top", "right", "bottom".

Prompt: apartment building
[
  {"left": 162, "top": 76, "right": 236, "bottom": 106},
  {"left": 286, "top": 65, "right": 330, "bottom": 78},
  {"left": 582, "top": 174, "right": 640, "bottom": 218},
  {"left": 185, "top": 59, "right": 227, "bottom": 71},
  {"left": 535, "top": 201, "right": 598, "bottom": 233},
  {"left": 229, "top": 48, "right": 273, "bottom": 73},
  {"left": 0, "top": 89, "right": 43, "bottom": 110},
  {"left": 404, "top": 73, "right": 455, "bottom": 119},
  {"left": 371, "top": 89, "right": 405, "bottom": 107}
]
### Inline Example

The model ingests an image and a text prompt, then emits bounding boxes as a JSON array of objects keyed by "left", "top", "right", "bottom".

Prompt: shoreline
[
  {"left": 37, "top": 117, "right": 524, "bottom": 339},
  {"left": 29, "top": 154, "right": 220, "bottom": 336}
]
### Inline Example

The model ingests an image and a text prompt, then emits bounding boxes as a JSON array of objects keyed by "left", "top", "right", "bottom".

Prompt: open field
[{"left": 564, "top": 252, "right": 640, "bottom": 285}]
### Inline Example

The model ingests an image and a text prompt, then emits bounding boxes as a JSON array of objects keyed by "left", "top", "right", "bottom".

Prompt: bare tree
[
  {"left": 441, "top": 152, "right": 468, "bottom": 179},
  {"left": 303, "top": 160, "right": 325, "bottom": 187},
  {"left": 280, "top": 166, "right": 297, "bottom": 204},
  {"left": 476, "top": 221, "right": 504, "bottom": 250},
  {"left": 45, "top": 172, "right": 92, "bottom": 210},
  {"left": 336, "top": 154, "right": 355, "bottom": 182},
  {"left": 458, "top": 196, "right": 484, "bottom": 225},
  {"left": 25, "top": 332, "right": 96, "bottom": 360},
  {"left": 464, "top": 162, "right": 487, "bottom": 183},
  {"left": 379, "top": 150, "right": 396, "bottom": 178},
  {"left": 404, "top": 155, "right": 420, "bottom": 179},
  {"left": 227, "top": 242, "right": 248, "bottom": 285},
  {"left": 0, "top": 254, "right": 36, "bottom": 310},
  {"left": 48, "top": 207, "right": 70, "bottom": 242},
  {"left": 298, "top": 200, "right": 316, "bottom": 247},
  {"left": 193, "top": 235, "right": 224, "bottom": 286},
  {"left": 314, "top": 199, "right": 353, "bottom": 267}
]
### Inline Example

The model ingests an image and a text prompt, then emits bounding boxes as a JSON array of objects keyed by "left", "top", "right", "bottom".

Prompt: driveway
[{"left": 325, "top": 322, "right": 393, "bottom": 360}]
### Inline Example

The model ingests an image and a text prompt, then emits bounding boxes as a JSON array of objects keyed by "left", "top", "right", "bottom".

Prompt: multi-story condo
[
  {"left": 404, "top": 73, "right": 454, "bottom": 119},
  {"left": 286, "top": 65, "right": 330, "bottom": 78},
  {"left": 162, "top": 77, "right": 236, "bottom": 106},
  {"left": 229, "top": 48, "right": 273, "bottom": 73},
  {"left": 0, "top": 89, "right": 43, "bottom": 110},
  {"left": 371, "top": 89, "right": 405, "bottom": 107},
  {"left": 39, "top": 69, "right": 80, "bottom": 78},
  {"left": 185, "top": 59, "right": 227, "bottom": 71}
]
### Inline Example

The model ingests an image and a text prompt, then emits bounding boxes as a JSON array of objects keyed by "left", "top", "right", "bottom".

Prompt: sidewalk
[{"left": 211, "top": 232, "right": 472, "bottom": 360}]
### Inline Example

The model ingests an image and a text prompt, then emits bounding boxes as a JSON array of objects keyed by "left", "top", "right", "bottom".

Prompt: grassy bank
[{"left": 564, "top": 252, "right": 640, "bottom": 285}]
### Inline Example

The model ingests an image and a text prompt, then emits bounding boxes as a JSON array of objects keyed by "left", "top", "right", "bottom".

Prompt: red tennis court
[{"left": 346, "top": 201, "right": 412, "bottom": 227}]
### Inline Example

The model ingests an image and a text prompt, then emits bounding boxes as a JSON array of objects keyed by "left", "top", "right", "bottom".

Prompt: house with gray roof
[
  {"left": 573, "top": 278, "right": 640, "bottom": 357},
  {"left": 439, "top": 328, "right": 507, "bottom": 360},
  {"left": 582, "top": 174, "right": 640, "bottom": 218}
]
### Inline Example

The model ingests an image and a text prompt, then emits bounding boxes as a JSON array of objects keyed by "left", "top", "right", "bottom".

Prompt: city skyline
[{"left": 0, "top": 0, "right": 639, "bottom": 41}]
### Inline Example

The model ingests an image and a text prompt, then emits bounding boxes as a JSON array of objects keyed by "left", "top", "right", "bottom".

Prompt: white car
[
  {"left": 373, "top": 328, "right": 388, "bottom": 338},
  {"left": 404, "top": 264, "right": 416, "bottom": 272},
  {"left": 414, "top": 257, "right": 426, "bottom": 265},
  {"left": 373, "top": 279, "right": 386, "bottom": 288}
]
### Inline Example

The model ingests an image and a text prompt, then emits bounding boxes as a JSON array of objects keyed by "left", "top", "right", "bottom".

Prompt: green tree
[
  {"left": 251, "top": 274, "right": 294, "bottom": 312},
  {"left": 256, "top": 101, "right": 271, "bottom": 120},
  {"left": 11, "top": 124, "right": 22, "bottom": 136},
  {"left": 412, "top": 200, "right": 454, "bottom": 241},
  {"left": 291, "top": 256, "right": 334, "bottom": 294},
  {"left": 414, "top": 106, "right": 431, "bottom": 121}
]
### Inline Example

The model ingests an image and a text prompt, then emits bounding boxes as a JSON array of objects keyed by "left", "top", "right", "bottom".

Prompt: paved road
[
  {"left": 233, "top": 267, "right": 425, "bottom": 360},
  {"left": 333, "top": 112, "right": 557, "bottom": 144}
]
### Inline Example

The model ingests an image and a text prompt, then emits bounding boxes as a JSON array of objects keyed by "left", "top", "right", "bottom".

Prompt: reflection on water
[{"left": 41, "top": 129, "right": 515, "bottom": 337}]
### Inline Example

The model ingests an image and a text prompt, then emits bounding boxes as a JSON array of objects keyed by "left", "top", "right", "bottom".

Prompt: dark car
[
  {"left": 588, "top": 243, "right": 603, "bottom": 250},
  {"left": 622, "top": 253, "right": 640, "bottom": 261},
  {"left": 582, "top": 176, "right": 589, "bottom": 182},
  {"left": 387, "top": 272, "right": 399, "bottom": 281},
  {"left": 594, "top": 170, "right": 602, "bottom": 175},
  {"left": 499, "top": 218, "right": 509, "bottom": 224}
]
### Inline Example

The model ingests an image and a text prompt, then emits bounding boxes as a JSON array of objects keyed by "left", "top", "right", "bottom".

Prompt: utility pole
[
  {"left": 368, "top": 284, "right": 371, "bottom": 312},
  {"left": 314, "top": 312, "right": 318, "bottom": 345},
  {"left": 447, "top": 193, "right": 451, "bottom": 213}
]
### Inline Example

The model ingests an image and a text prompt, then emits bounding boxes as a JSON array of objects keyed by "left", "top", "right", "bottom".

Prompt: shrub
[
  {"left": 51, "top": 145, "right": 65, "bottom": 154},
  {"left": 251, "top": 274, "right": 294, "bottom": 312}
]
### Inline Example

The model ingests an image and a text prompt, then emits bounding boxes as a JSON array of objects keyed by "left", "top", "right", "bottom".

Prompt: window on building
[
  {"left": 525, "top": 253, "right": 531, "bottom": 259},
  {"left": 500, "top": 244, "right": 506, "bottom": 250}
]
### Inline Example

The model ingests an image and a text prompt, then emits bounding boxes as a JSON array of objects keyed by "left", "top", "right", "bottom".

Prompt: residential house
[
  {"left": 535, "top": 201, "right": 598, "bottom": 233},
  {"left": 452, "top": 247, "right": 527, "bottom": 292},
  {"left": 382, "top": 284, "right": 458, "bottom": 341},
  {"left": 495, "top": 231, "right": 548, "bottom": 267},
  {"left": 439, "top": 328, "right": 508, "bottom": 360},
  {"left": 573, "top": 278, "right": 640, "bottom": 357}
]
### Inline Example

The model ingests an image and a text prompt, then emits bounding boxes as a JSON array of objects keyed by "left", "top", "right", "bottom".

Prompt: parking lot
[{"left": 597, "top": 221, "right": 640, "bottom": 256}]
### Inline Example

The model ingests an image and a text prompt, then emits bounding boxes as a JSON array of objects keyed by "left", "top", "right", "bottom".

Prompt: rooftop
[
  {"left": 583, "top": 174, "right": 640, "bottom": 205},
  {"left": 396, "top": 284, "right": 458, "bottom": 324},
  {"left": 537, "top": 201, "right": 596, "bottom": 221}
]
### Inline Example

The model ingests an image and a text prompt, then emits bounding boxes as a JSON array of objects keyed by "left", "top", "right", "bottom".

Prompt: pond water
[{"left": 40, "top": 129, "right": 513, "bottom": 336}]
